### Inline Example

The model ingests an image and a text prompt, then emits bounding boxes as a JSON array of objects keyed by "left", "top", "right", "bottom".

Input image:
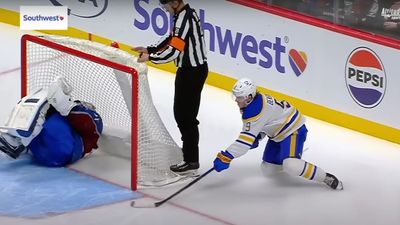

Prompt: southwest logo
[
  {"left": 345, "top": 47, "right": 386, "bottom": 108},
  {"left": 288, "top": 49, "right": 307, "bottom": 76},
  {"left": 133, "top": 1, "right": 308, "bottom": 77}
]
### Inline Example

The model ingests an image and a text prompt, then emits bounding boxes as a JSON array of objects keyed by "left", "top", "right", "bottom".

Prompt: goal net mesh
[{"left": 22, "top": 35, "right": 183, "bottom": 188}]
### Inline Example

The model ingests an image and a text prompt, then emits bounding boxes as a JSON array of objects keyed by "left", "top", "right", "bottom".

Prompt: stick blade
[{"left": 130, "top": 198, "right": 157, "bottom": 208}]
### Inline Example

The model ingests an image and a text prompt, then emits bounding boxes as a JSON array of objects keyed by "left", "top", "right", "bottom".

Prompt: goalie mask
[{"left": 232, "top": 78, "right": 256, "bottom": 106}]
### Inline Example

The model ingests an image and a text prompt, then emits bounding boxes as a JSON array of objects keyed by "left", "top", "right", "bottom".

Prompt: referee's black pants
[{"left": 174, "top": 63, "right": 208, "bottom": 164}]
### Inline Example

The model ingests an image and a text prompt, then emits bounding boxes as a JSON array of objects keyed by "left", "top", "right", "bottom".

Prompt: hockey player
[
  {"left": 213, "top": 78, "right": 343, "bottom": 190},
  {"left": 0, "top": 77, "right": 103, "bottom": 167}
]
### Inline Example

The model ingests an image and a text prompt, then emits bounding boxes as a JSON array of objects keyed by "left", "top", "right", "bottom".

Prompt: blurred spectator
[
  {"left": 251, "top": 0, "right": 399, "bottom": 39},
  {"left": 344, "top": 0, "right": 400, "bottom": 38},
  {"left": 343, "top": 0, "right": 394, "bottom": 32},
  {"left": 344, "top": 0, "right": 381, "bottom": 27}
]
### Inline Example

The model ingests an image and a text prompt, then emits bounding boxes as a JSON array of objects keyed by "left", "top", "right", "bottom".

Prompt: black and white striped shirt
[{"left": 147, "top": 4, "right": 207, "bottom": 68}]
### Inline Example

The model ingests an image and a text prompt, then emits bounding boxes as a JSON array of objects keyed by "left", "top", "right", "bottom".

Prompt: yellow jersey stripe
[
  {"left": 238, "top": 134, "right": 255, "bottom": 144},
  {"left": 290, "top": 131, "right": 297, "bottom": 157},
  {"left": 304, "top": 163, "right": 314, "bottom": 179}
]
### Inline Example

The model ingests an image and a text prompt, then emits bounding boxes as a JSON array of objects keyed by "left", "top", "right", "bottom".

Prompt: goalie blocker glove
[
  {"left": 213, "top": 151, "right": 234, "bottom": 172},
  {"left": 0, "top": 88, "right": 50, "bottom": 148}
]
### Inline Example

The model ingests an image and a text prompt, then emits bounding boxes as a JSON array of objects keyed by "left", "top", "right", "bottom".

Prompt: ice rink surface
[{"left": 1, "top": 22, "right": 400, "bottom": 225}]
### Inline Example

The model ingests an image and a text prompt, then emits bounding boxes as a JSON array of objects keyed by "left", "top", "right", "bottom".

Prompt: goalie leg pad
[
  {"left": 0, "top": 88, "right": 50, "bottom": 146},
  {"left": 28, "top": 113, "right": 83, "bottom": 167}
]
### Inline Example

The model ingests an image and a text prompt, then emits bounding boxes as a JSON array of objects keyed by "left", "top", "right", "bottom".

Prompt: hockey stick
[{"left": 131, "top": 167, "right": 214, "bottom": 208}]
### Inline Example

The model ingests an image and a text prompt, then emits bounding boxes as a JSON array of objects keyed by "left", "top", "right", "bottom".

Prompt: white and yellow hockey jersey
[{"left": 227, "top": 93, "right": 306, "bottom": 158}]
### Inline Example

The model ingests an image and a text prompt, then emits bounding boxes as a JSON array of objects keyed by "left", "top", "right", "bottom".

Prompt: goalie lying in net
[{"left": 0, "top": 77, "right": 103, "bottom": 167}]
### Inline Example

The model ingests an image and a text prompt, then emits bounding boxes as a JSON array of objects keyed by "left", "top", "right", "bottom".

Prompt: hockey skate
[
  {"left": 170, "top": 161, "right": 200, "bottom": 176},
  {"left": 323, "top": 173, "right": 343, "bottom": 190},
  {"left": 0, "top": 134, "right": 26, "bottom": 159}
]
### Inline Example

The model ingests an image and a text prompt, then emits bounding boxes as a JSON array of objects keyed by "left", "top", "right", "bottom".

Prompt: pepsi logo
[
  {"left": 288, "top": 49, "right": 308, "bottom": 76},
  {"left": 60, "top": 16, "right": 64, "bottom": 20},
  {"left": 345, "top": 47, "right": 386, "bottom": 108}
]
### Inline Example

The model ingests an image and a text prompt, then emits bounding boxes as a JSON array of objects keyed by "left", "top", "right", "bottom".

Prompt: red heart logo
[{"left": 288, "top": 49, "right": 308, "bottom": 76}]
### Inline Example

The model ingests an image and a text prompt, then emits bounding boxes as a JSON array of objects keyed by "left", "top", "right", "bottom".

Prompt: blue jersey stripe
[
  {"left": 299, "top": 161, "right": 307, "bottom": 176},
  {"left": 310, "top": 167, "right": 317, "bottom": 180}
]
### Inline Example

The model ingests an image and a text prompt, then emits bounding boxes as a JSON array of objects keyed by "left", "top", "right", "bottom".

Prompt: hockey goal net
[{"left": 21, "top": 34, "right": 183, "bottom": 190}]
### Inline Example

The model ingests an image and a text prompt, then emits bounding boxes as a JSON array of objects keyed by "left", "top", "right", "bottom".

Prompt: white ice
[{"left": 1, "top": 22, "right": 400, "bottom": 225}]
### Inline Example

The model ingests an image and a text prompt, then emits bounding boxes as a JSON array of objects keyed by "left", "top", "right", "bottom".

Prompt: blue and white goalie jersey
[{"left": 227, "top": 93, "right": 306, "bottom": 158}]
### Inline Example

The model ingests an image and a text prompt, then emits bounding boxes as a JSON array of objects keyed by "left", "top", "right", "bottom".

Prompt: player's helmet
[{"left": 232, "top": 78, "right": 256, "bottom": 100}]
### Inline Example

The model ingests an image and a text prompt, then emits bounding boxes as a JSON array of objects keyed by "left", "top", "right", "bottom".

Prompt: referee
[{"left": 134, "top": 0, "right": 208, "bottom": 175}]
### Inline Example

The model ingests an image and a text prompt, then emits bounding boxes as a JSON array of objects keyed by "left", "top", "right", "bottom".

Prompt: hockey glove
[{"left": 213, "top": 151, "right": 234, "bottom": 172}]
